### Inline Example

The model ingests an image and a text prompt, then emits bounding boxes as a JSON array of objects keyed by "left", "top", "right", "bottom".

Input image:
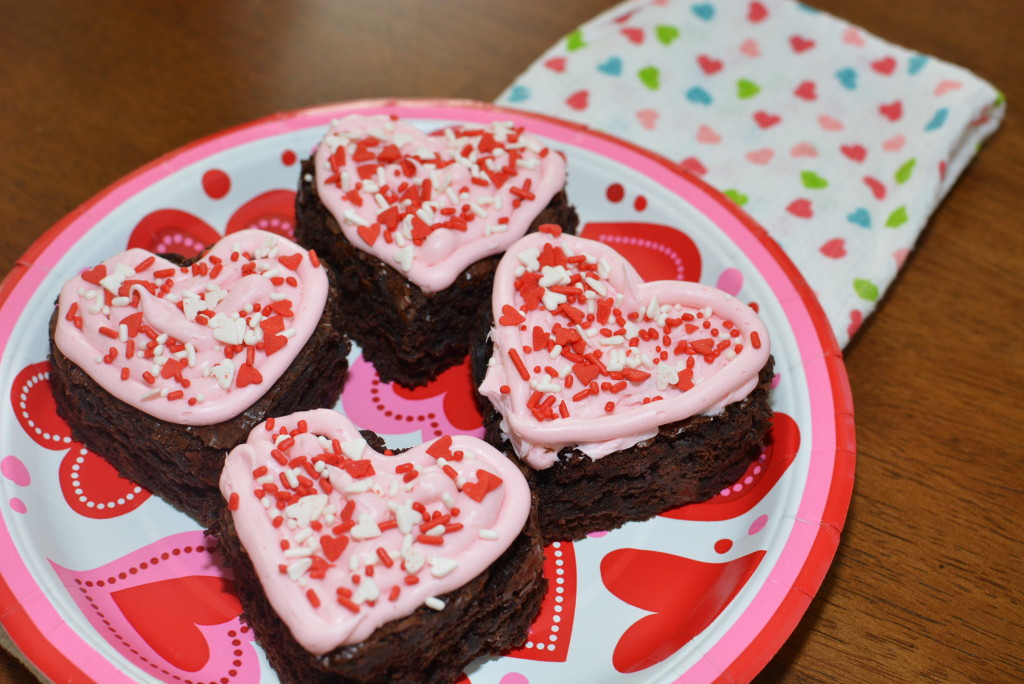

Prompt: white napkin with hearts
[{"left": 496, "top": 0, "right": 1004, "bottom": 346}]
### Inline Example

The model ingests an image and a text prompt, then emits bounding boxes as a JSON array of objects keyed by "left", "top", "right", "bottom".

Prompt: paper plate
[{"left": 0, "top": 99, "right": 854, "bottom": 683}]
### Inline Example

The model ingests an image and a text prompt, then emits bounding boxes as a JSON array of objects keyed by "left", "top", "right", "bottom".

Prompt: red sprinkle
[{"left": 227, "top": 492, "right": 239, "bottom": 511}]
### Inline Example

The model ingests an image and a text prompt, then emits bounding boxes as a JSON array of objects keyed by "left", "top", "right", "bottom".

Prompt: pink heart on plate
[
  {"left": 544, "top": 57, "right": 567, "bottom": 72},
  {"left": 478, "top": 229, "right": 769, "bottom": 469},
  {"left": 54, "top": 229, "right": 328, "bottom": 426},
  {"left": 313, "top": 114, "right": 566, "bottom": 292},
  {"left": 221, "top": 409, "right": 533, "bottom": 654},
  {"left": 636, "top": 108, "right": 659, "bottom": 130},
  {"left": 934, "top": 79, "right": 962, "bottom": 96}
]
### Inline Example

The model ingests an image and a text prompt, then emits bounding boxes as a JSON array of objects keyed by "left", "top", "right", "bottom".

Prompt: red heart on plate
[
  {"left": 53, "top": 228, "right": 328, "bottom": 426},
  {"left": 580, "top": 221, "right": 703, "bottom": 283},
  {"left": 478, "top": 231, "right": 768, "bottom": 469},
  {"left": 59, "top": 442, "right": 151, "bottom": 518},
  {"left": 312, "top": 114, "right": 566, "bottom": 293},
  {"left": 663, "top": 412, "right": 799, "bottom": 521},
  {"left": 112, "top": 575, "right": 242, "bottom": 672},
  {"left": 128, "top": 209, "right": 221, "bottom": 259},
  {"left": 602, "top": 548, "right": 766, "bottom": 672},
  {"left": 11, "top": 361, "right": 73, "bottom": 450},
  {"left": 544, "top": 57, "right": 567, "bottom": 72},
  {"left": 506, "top": 540, "right": 578, "bottom": 662},
  {"left": 220, "top": 409, "right": 534, "bottom": 654},
  {"left": 225, "top": 189, "right": 298, "bottom": 239}
]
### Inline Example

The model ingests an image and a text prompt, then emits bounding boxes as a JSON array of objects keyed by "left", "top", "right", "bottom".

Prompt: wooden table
[{"left": 1, "top": 1, "right": 1020, "bottom": 682}]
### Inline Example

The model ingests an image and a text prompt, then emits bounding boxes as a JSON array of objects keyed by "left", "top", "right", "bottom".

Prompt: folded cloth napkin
[{"left": 497, "top": 0, "right": 1004, "bottom": 347}]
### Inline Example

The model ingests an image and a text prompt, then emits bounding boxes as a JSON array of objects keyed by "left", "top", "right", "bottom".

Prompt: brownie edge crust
[
  {"left": 209, "top": 436, "right": 547, "bottom": 684},
  {"left": 47, "top": 263, "right": 351, "bottom": 527},
  {"left": 295, "top": 158, "right": 578, "bottom": 389}
]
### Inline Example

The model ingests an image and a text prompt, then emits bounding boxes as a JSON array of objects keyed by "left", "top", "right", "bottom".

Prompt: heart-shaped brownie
[
  {"left": 53, "top": 228, "right": 329, "bottom": 425},
  {"left": 478, "top": 227, "right": 770, "bottom": 469},
  {"left": 219, "top": 408, "right": 532, "bottom": 655},
  {"left": 312, "top": 114, "right": 566, "bottom": 292}
]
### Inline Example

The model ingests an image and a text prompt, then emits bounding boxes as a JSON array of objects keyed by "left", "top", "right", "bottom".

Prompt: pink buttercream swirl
[
  {"left": 313, "top": 114, "right": 566, "bottom": 292},
  {"left": 53, "top": 228, "right": 328, "bottom": 426},
  {"left": 219, "top": 408, "right": 531, "bottom": 654},
  {"left": 478, "top": 230, "right": 770, "bottom": 469}
]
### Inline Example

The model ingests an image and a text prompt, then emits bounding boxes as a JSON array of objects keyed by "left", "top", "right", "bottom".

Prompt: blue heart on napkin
[{"left": 597, "top": 56, "right": 623, "bottom": 76}]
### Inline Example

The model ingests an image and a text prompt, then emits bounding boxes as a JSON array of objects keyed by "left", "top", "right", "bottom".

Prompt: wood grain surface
[{"left": 1, "top": 1, "right": 1021, "bottom": 682}]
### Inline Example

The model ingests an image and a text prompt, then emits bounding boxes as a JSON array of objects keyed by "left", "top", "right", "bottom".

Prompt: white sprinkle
[
  {"left": 428, "top": 556, "right": 458, "bottom": 578},
  {"left": 286, "top": 558, "right": 312, "bottom": 580},
  {"left": 353, "top": 577, "right": 380, "bottom": 604},
  {"left": 350, "top": 513, "right": 382, "bottom": 540},
  {"left": 344, "top": 209, "right": 371, "bottom": 227},
  {"left": 424, "top": 597, "right": 445, "bottom": 611},
  {"left": 111, "top": 296, "right": 130, "bottom": 307},
  {"left": 394, "top": 245, "right": 415, "bottom": 272},
  {"left": 283, "top": 547, "right": 313, "bottom": 558},
  {"left": 599, "top": 335, "right": 626, "bottom": 346},
  {"left": 517, "top": 247, "right": 540, "bottom": 272},
  {"left": 479, "top": 529, "right": 500, "bottom": 540}
]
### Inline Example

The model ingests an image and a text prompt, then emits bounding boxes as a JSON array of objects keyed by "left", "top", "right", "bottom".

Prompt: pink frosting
[
  {"left": 53, "top": 229, "right": 329, "bottom": 426},
  {"left": 219, "top": 408, "right": 532, "bottom": 654},
  {"left": 313, "top": 114, "right": 566, "bottom": 293},
  {"left": 478, "top": 230, "right": 771, "bottom": 469}
]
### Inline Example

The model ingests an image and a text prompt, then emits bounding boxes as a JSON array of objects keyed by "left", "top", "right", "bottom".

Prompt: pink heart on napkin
[
  {"left": 220, "top": 409, "right": 532, "bottom": 654},
  {"left": 54, "top": 229, "right": 328, "bottom": 426},
  {"left": 313, "top": 114, "right": 566, "bottom": 293},
  {"left": 478, "top": 228, "right": 769, "bottom": 469}
]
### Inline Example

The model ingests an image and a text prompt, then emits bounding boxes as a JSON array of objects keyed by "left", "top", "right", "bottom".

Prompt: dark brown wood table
[{"left": 1, "top": 1, "right": 1020, "bottom": 682}]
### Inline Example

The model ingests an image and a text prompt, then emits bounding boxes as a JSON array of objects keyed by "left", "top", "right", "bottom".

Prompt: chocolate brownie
[
  {"left": 294, "top": 114, "right": 577, "bottom": 388},
  {"left": 212, "top": 410, "right": 546, "bottom": 684},
  {"left": 473, "top": 229, "right": 775, "bottom": 542},
  {"left": 48, "top": 229, "right": 350, "bottom": 526}
]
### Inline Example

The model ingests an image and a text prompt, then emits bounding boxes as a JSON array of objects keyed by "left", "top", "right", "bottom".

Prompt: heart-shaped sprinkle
[
  {"left": 221, "top": 409, "right": 531, "bottom": 654},
  {"left": 314, "top": 115, "right": 566, "bottom": 293},
  {"left": 54, "top": 229, "right": 328, "bottom": 426},
  {"left": 478, "top": 232, "right": 769, "bottom": 470}
]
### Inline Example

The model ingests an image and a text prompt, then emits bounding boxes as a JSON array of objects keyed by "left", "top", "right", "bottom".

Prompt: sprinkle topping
[
  {"left": 314, "top": 114, "right": 566, "bottom": 293},
  {"left": 479, "top": 232, "right": 770, "bottom": 469},
  {"left": 54, "top": 229, "right": 330, "bottom": 425},
  {"left": 220, "top": 409, "right": 531, "bottom": 655}
]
